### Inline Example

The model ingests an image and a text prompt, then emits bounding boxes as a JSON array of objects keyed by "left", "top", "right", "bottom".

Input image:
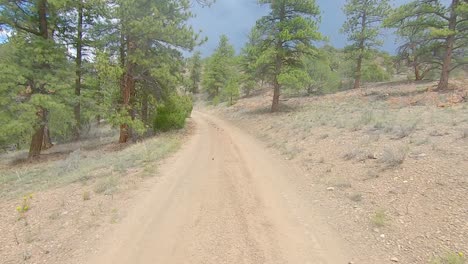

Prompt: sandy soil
[
  {"left": 0, "top": 127, "right": 187, "bottom": 264},
  {"left": 86, "top": 112, "right": 352, "bottom": 264},
  {"left": 211, "top": 81, "right": 468, "bottom": 263},
  {"left": 2, "top": 81, "right": 466, "bottom": 264}
]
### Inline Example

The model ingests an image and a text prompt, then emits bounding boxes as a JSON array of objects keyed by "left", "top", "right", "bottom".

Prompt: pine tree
[
  {"left": 255, "top": 0, "right": 322, "bottom": 112},
  {"left": 0, "top": 0, "right": 74, "bottom": 158},
  {"left": 341, "top": 0, "right": 391, "bottom": 89},
  {"left": 202, "top": 35, "right": 236, "bottom": 101},
  {"left": 385, "top": 16, "right": 437, "bottom": 81},
  {"left": 189, "top": 51, "right": 203, "bottom": 94},
  {"left": 385, "top": 0, "right": 467, "bottom": 90},
  {"left": 106, "top": 0, "right": 200, "bottom": 143},
  {"left": 239, "top": 27, "right": 265, "bottom": 97}
]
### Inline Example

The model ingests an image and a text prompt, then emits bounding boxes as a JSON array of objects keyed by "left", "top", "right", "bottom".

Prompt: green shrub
[
  {"left": 362, "top": 62, "right": 391, "bottom": 82},
  {"left": 153, "top": 94, "right": 193, "bottom": 132},
  {"left": 212, "top": 95, "right": 220, "bottom": 106},
  {"left": 180, "top": 95, "right": 193, "bottom": 117}
]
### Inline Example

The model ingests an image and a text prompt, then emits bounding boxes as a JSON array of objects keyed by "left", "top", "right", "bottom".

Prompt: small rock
[
  {"left": 390, "top": 257, "right": 399, "bottom": 262},
  {"left": 380, "top": 234, "right": 386, "bottom": 238},
  {"left": 373, "top": 228, "right": 380, "bottom": 233},
  {"left": 326, "top": 187, "right": 335, "bottom": 191}
]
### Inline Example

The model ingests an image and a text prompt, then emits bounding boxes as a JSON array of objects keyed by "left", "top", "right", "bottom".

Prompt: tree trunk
[
  {"left": 29, "top": 0, "right": 49, "bottom": 158},
  {"left": 29, "top": 107, "right": 46, "bottom": 158},
  {"left": 437, "top": 0, "right": 458, "bottom": 90},
  {"left": 119, "top": 38, "right": 136, "bottom": 144},
  {"left": 354, "top": 10, "right": 367, "bottom": 90},
  {"left": 141, "top": 92, "right": 149, "bottom": 126},
  {"left": 271, "top": 4, "right": 285, "bottom": 112},
  {"left": 192, "top": 77, "right": 198, "bottom": 94},
  {"left": 42, "top": 124, "right": 53, "bottom": 150},
  {"left": 353, "top": 55, "right": 363, "bottom": 89},
  {"left": 29, "top": 126, "right": 45, "bottom": 158},
  {"left": 38, "top": 0, "right": 49, "bottom": 39},
  {"left": 271, "top": 79, "right": 280, "bottom": 112},
  {"left": 414, "top": 61, "right": 422, "bottom": 81},
  {"left": 74, "top": 0, "right": 84, "bottom": 140},
  {"left": 271, "top": 46, "right": 282, "bottom": 112}
]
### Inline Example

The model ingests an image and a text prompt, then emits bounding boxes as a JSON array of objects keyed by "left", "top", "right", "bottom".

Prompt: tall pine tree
[
  {"left": 341, "top": 0, "right": 391, "bottom": 89},
  {"left": 385, "top": 0, "right": 467, "bottom": 90},
  {"left": 256, "top": 0, "right": 322, "bottom": 112}
]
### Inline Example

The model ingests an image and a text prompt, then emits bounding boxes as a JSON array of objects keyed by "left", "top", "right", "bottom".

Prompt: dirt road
[{"left": 87, "top": 112, "right": 351, "bottom": 264}]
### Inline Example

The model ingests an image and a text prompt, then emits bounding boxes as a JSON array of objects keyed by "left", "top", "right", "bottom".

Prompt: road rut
[{"left": 88, "top": 112, "right": 350, "bottom": 264}]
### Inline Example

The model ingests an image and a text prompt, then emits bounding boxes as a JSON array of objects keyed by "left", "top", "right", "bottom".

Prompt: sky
[{"left": 189, "top": 0, "right": 413, "bottom": 57}]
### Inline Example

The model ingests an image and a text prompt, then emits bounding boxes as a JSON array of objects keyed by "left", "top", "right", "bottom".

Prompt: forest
[{"left": 0, "top": 0, "right": 466, "bottom": 158}]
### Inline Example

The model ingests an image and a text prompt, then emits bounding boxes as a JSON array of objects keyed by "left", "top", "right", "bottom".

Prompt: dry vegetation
[
  {"left": 0, "top": 123, "right": 191, "bottom": 264},
  {"left": 213, "top": 80, "right": 468, "bottom": 263}
]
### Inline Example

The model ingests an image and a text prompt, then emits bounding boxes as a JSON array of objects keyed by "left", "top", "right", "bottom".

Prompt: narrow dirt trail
[{"left": 87, "top": 112, "right": 351, "bottom": 264}]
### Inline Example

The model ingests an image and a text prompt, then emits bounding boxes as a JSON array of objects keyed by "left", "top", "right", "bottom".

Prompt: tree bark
[
  {"left": 29, "top": 126, "right": 45, "bottom": 158},
  {"left": 192, "top": 76, "right": 198, "bottom": 94},
  {"left": 353, "top": 55, "right": 363, "bottom": 89},
  {"left": 119, "top": 38, "right": 136, "bottom": 144},
  {"left": 38, "top": 0, "right": 49, "bottom": 39},
  {"left": 74, "top": 0, "right": 84, "bottom": 140},
  {"left": 437, "top": 0, "right": 458, "bottom": 90},
  {"left": 354, "top": 10, "right": 367, "bottom": 90},
  {"left": 271, "top": 40, "right": 282, "bottom": 112},
  {"left": 42, "top": 124, "right": 53, "bottom": 150},
  {"left": 29, "top": 108, "right": 46, "bottom": 158},
  {"left": 29, "top": 0, "right": 50, "bottom": 158},
  {"left": 414, "top": 61, "right": 422, "bottom": 81},
  {"left": 41, "top": 109, "right": 53, "bottom": 150},
  {"left": 271, "top": 79, "right": 280, "bottom": 112},
  {"left": 271, "top": 3, "right": 285, "bottom": 112},
  {"left": 141, "top": 92, "right": 149, "bottom": 126}
]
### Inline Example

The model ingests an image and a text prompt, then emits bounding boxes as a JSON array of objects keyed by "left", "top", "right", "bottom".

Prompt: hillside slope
[{"left": 211, "top": 80, "right": 468, "bottom": 263}]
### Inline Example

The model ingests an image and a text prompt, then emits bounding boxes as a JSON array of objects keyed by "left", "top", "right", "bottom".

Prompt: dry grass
[
  {"left": 431, "top": 252, "right": 466, "bottom": 264},
  {"left": 215, "top": 80, "right": 468, "bottom": 263},
  {"left": 380, "top": 147, "right": 407, "bottom": 169},
  {"left": 0, "top": 130, "right": 183, "bottom": 199}
]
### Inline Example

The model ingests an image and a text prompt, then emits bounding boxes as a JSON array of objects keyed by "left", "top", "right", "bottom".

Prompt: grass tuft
[
  {"left": 431, "top": 252, "right": 465, "bottom": 264},
  {"left": 82, "top": 191, "right": 91, "bottom": 201},
  {"left": 380, "top": 147, "right": 407, "bottom": 169},
  {"left": 94, "top": 177, "right": 118, "bottom": 195},
  {"left": 371, "top": 210, "right": 387, "bottom": 227},
  {"left": 390, "top": 123, "right": 417, "bottom": 139},
  {"left": 349, "top": 193, "right": 363, "bottom": 202},
  {"left": 0, "top": 132, "right": 182, "bottom": 199}
]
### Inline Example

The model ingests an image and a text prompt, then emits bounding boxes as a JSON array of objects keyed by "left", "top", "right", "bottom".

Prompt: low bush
[
  {"left": 362, "top": 62, "right": 391, "bottom": 82},
  {"left": 153, "top": 94, "right": 193, "bottom": 132},
  {"left": 380, "top": 147, "right": 407, "bottom": 168}
]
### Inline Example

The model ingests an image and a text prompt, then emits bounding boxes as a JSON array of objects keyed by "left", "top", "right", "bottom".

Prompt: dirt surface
[
  {"left": 87, "top": 112, "right": 352, "bottom": 264},
  {"left": 211, "top": 81, "right": 468, "bottom": 263},
  {"left": 0, "top": 127, "right": 187, "bottom": 264},
  {"left": 2, "top": 81, "right": 466, "bottom": 264}
]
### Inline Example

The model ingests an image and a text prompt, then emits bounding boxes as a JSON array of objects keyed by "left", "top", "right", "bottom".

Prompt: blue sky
[{"left": 189, "top": 0, "right": 413, "bottom": 56}]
